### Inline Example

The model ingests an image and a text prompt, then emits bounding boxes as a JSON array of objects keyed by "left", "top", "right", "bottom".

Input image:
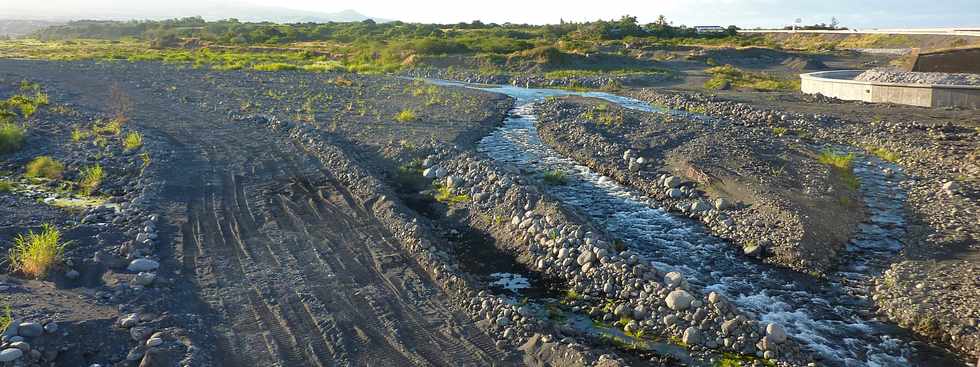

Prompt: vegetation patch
[
  {"left": 704, "top": 64, "right": 799, "bottom": 91},
  {"left": 8, "top": 223, "right": 70, "bottom": 279},
  {"left": 25, "top": 156, "right": 65, "bottom": 180},
  {"left": 0, "top": 123, "right": 26, "bottom": 153},
  {"left": 123, "top": 131, "right": 143, "bottom": 150},
  {"left": 865, "top": 145, "right": 899, "bottom": 162},
  {"left": 78, "top": 164, "right": 104, "bottom": 195},
  {"left": 433, "top": 184, "right": 470, "bottom": 203},
  {"left": 818, "top": 150, "right": 859, "bottom": 190},
  {"left": 394, "top": 108, "right": 417, "bottom": 123},
  {"left": 542, "top": 170, "right": 569, "bottom": 185}
]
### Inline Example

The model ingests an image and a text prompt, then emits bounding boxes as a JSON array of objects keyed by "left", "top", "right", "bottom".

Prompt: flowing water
[{"left": 423, "top": 79, "right": 965, "bottom": 366}]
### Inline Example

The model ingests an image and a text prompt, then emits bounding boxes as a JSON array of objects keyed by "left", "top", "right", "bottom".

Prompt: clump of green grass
[
  {"left": 123, "top": 131, "right": 143, "bottom": 151},
  {"left": 818, "top": 150, "right": 855, "bottom": 170},
  {"left": 8, "top": 223, "right": 70, "bottom": 279},
  {"left": 543, "top": 170, "right": 568, "bottom": 185},
  {"left": 78, "top": 164, "right": 103, "bottom": 195},
  {"left": 92, "top": 118, "right": 123, "bottom": 136},
  {"left": 818, "top": 150, "right": 859, "bottom": 190},
  {"left": 71, "top": 127, "right": 90, "bottom": 142},
  {"left": 866, "top": 145, "right": 899, "bottom": 162},
  {"left": 0, "top": 179, "right": 13, "bottom": 193},
  {"left": 0, "top": 122, "right": 26, "bottom": 153},
  {"left": 704, "top": 64, "right": 800, "bottom": 91},
  {"left": 582, "top": 104, "right": 624, "bottom": 126},
  {"left": 0, "top": 305, "right": 11, "bottom": 332},
  {"left": 252, "top": 62, "right": 299, "bottom": 72},
  {"left": 772, "top": 127, "right": 789, "bottom": 137},
  {"left": 717, "top": 352, "right": 776, "bottom": 367},
  {"left": 433, "top": 184, "right": 469, "bottom": 203},
  {"left": 394, "top": 109, "right": 417, "bottom": 123},
  {"left": 25, "top": 156, "right": 64, "bottom": 179}
]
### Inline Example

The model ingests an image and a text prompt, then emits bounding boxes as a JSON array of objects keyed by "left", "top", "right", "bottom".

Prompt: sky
[{"left": 3, "top": 0, "right": 979, "bottom": 28}]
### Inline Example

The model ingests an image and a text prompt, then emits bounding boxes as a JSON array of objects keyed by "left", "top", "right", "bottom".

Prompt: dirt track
[{"left": 0, "top": 60, "right": 514, "bottom": 366}]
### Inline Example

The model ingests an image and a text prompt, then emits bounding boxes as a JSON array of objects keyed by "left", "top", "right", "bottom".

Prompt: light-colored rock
[
  {"left": 664, "top": 176, "right": 683, "bottom": 189},
  {"left": 127, "top": 258, "right": 159, "bottom": 272},
  {"left": 714, "top": 198, "right": 735, "bottom": 210},
  {"left": 766, "top": 323, "right": 787, "bottom": 343},
  {"left": 665, "top": 289, "right": 694, "bottom": 311},
  {"left": 682, "top": 326, "right": 701, "bottom": 345},
  {"left": 664, "top": 272, "right": 686, "bottom": 288}
]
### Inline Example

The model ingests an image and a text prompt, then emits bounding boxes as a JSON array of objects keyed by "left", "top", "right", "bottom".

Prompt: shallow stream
[{"left": 424, "top": 79, "right": 963, "bottom": 366}]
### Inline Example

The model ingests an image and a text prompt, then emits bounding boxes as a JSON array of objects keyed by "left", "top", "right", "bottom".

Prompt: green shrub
[
  {"left": 78, "top": 164, "right": 103, "bottom": 195},
  {"left": 543, "top": 170, "right": 569, "bottom": 185},
  {"left": 772, "top": 127, "right": 788, "bottom": 136},
  {"left": 704, "top": 64, "right": 799, "bottom": 91},
  {"left": 25, "top": 156, "right": 64, "bottom": 179},
  {"left": 394, "top": 109, "right": 417, "bottom": 122},
  {"left": 0, "top": 123, "right": 26, "bottom": 153},
  {"left": 123, "top": 131, "right": 143, "bottom": 150},
  {"left": 8, "top": 223, "right": 69, "bottom": 279}
]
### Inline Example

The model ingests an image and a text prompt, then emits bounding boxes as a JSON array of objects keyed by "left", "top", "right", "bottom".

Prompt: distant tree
[{"left": 726, "top": 25, "right": 739, "bottom": 37}]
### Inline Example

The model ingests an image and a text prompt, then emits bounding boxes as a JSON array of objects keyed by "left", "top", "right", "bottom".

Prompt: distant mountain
[{"left": 1, "top": 0, "right": 390, "bottom": 24}]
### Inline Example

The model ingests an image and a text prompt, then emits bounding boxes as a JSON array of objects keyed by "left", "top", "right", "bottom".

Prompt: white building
[{"left": 695, "top": 26, "right": 726, "bottom": 34}]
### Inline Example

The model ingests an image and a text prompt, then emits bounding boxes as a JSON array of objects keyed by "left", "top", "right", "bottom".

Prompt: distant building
[{"left": 695, "top": 26, "right": 726, "bottom": 34}]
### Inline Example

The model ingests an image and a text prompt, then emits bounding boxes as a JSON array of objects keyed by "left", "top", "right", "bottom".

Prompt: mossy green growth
[
  {"left": 433, "top": 184, "right": 469, "bottom": 203},
  {"left": 25, "top": 156, "right": 64, "bottom": 179},
  {"left": 0, "top": 123, "right": 26, "bottom": 153}
]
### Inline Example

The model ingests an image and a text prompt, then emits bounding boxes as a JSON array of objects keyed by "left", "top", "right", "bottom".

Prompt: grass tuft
[
  {"left": 25, "top": 156, "right": 64, "bottom": 179},
  {"left": 394, "top": 108, "right": 417, "bottom": 123},
  {"left": 818, "top": 150, "right": 859, "bottom": 190},
  {"left": 78, "top": 164, "right": 104, "bottom": 195},
  {"left": 123, "top": 131, "right": 143, "bottom": 151},
  {"left": 0, "top": 179, "right": 13, "bottom": 193},
  {"left": 0, "top": 123, "right": 26, "bottom": 153},
  {"left": 704, "top": 64, "right": 800, "bottom": 91},
  {"left": 8, "top": 224, "right": 70, "bottom": 279},
  {"left": 543, "top": 170, "right": 569, "bottom": 185},
  {"left": 866, "top": 145, "right": 899, "bottom": 162},
  {"left": 434, "top": 184, "right": 469, "bottom": 203}
]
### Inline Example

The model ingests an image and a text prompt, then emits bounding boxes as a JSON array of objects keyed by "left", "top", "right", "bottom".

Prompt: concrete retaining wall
[{"left": 800, "top": 70, "right": 980, "bottom": 109}]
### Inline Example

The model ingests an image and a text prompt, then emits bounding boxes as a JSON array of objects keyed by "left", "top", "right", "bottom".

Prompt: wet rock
[
  {"left": 666, "top": 188, "right": 684, "bottom": 198},
  {"left": 119, "top": 313, "right": 140, "bottom": 328},
  {"left": 9, "top": 341, "right": 29, "bottom": 351},
  {"left": 127, "top": 258, "right": 160, "bottom": 272},
  {"left": 0, "top": 348, "right": 22, "bottom": 362},
  {"left": 16, "top": 322, "right": 42, "bottom": 338},
  {"left": 65, "top": 269, "right": 80, "bottom": 279},
  {"left": 665, "top": 290, "right": 694, "bottom": 311},
  {"left": 43, "top": 322, "right": 57, "bottom": 334}
]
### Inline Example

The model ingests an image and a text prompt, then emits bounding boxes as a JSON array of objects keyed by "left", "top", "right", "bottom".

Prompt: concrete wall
[
  {"left": 800, "top": 70, "right": 980, "bottom": 109},
  {"left": 913, "top": 47, "right": 980, "bottom": 74}
]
